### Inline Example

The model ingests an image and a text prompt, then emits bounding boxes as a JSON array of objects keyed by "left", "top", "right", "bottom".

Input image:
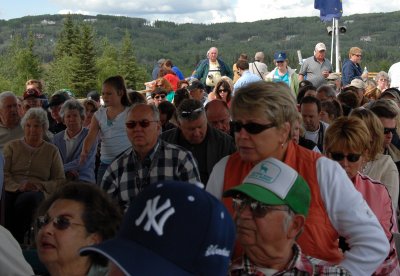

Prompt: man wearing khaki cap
[
  {"left": 299, "top": 42, "right": 333, "bottom": 88},
  {"left": 326, "top": 72, "right": 342, "bottom": 94}
]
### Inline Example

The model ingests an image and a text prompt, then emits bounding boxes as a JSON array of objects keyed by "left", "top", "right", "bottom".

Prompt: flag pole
[
  {"left": 330, "top": 19, "right": 334, "bottom": 65},
  {"left": 335, "top": 17, "right": 340, "bottom": 73}
]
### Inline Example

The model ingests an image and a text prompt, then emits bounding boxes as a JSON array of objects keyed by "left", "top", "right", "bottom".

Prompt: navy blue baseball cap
[
  {"left": 80, "top": 181, "right": 235, "bottom": 276},
  {"left": 274, "top": 51, "right": 287, "bottom": 62}
]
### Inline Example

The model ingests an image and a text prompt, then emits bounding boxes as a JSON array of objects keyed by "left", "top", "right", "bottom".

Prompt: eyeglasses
[
  {"left": 218, "top": 89, "right": 229, "bottom": 93},
  {"left": 276, "top": 60, "right": 284, "bottom": 63},
  {"left": 231, "top": 121, "right": 276, "bottom": 134},
  {"left": 232, "top": 197, "right": 289, "bottom": 218},
  {"left": 125, "top": 119, "right": 158, "bottom": 129},
  {"left": 180, "top": 107, "right": 204, "bottom": 118},
  {"left": 154, "top": 94, "right": 166, "bottom": 100},
  {"left": 36, "top": 215, "right": 84, "bottom": 231},
  {"left": 384, "top": 127, "right": 396, "bottom": 135},
  {"left": 354, "top": 54, "right": 362, "bottom": 57},
  {"left": 329, "top": 152, "right": 361, "bottom": 162}
]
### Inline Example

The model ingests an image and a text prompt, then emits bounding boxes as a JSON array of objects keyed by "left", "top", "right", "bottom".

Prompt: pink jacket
[{"left": 353, "top": 172, "right": 399, "bottom": 275}]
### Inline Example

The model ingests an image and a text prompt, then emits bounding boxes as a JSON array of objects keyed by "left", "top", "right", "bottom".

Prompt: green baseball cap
[{"left": 223, "top": 158, "right": 311, "bottom": 216}]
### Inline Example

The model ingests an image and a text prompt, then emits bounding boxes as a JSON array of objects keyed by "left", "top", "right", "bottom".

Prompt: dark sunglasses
[
  {"left": 276, "top": 60, "right": 284, "bottom": 63},
  {"left": 354, "top": 54, "right": 362, "bottom": 57},
  {"left": 154, "top": 94, "right": 166, "bottom": 100},
  {"left": 231, "top": 121, "right": 276, "bottom": 134},
  {"left": 126, "top": 119, "right": 158, "bottom": 129},
  {"left": 180, "top": 107, "right": 204, "bottom": 118},
  {"left": 329, "top": 152, "right": 361, "bottom": 162},
  {"left": 36, "top": 215, "right": 84, "bottom": 231},
  {"left": 232, "top": 197, "right": 289, "bottom": 218},
  {"left": 384, "top": 127, "right": 396, "bottom": 135}
]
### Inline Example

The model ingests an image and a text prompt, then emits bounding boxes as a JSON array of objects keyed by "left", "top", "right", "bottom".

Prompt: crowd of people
[{"left": 1, "top": 43, "right": 400, "bottom": 275}]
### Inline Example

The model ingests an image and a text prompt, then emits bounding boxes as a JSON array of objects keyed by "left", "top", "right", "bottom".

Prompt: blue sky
[{"left": 1, "top": 0, "right": 400, "bottom": 24}]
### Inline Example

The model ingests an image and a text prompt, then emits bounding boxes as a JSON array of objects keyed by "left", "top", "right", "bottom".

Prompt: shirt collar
[
  {"left": 232, "top": 244, "right": 304, "bottom": 275},
  {"left": 64, "top": 128, "right": 83, "bottom": 141},
  {"left": 132, "top": 139, "right": 160, "bottom": 162}
]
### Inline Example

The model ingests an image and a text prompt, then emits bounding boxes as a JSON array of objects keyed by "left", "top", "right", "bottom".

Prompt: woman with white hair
[
  {"left": 375, "top": 71, "right": 390, "bottom": 92},
  {"left": 53, "top": 99, "right": 97, "bottom": 184},
  {"left": 4, "top": 107, "right": 65, "bottom": 243}
]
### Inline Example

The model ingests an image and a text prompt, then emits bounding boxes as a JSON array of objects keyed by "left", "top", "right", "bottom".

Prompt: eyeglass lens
[
  {"left": 330, "top": 152, "right": 361, "bottom": 162},
  {"left": 231, "top": 121, "right": 275, "bottom": 135}
]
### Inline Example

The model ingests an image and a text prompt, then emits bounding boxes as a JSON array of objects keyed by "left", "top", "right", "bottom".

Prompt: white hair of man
[{"left": 0, "top": 91, "right": 17, "bottom": 109}]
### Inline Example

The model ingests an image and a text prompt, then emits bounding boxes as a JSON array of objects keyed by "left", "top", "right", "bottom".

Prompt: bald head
[
  {"left": 205, "top": 100, "right": 231, "bottom": 134},
  {"left": 208, "top": 47, "right": 218, "bottom": 62}
]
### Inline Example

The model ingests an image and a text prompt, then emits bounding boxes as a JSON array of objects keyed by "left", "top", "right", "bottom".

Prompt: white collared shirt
[{"left": 63, "top": 128, "right": 83, "bottom": 160}]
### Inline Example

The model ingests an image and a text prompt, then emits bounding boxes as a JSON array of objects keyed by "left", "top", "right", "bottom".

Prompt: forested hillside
[{"left": 0, "top": 11, "right": 399, "bottom": 95}]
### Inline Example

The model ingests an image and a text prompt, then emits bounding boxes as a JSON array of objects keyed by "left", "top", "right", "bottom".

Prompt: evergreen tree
[
  {"left": 71, "top": 23, "right": 98, "bottom": 97},
  {"left": 0, "top": 32, "right": 42, "bottom": 94},
  {"left": 47, "top": 14, "right": 79, "bottom": 94},
  {"left": 54, "top": 14, "right": 78, "bottom": 58},
  {"left": 119, "top": 31, "right": 146, "bottom": 90},
  {"left": 45, "top": 55, "right": 76, "bottom": 94},
  {"left": 96, "top": 38, "right": 119, "bottom": 88}
]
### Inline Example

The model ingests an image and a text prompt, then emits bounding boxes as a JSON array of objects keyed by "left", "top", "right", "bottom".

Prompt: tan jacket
[{"left": 4, "top": 139, "right": 65, "bottom": 196}]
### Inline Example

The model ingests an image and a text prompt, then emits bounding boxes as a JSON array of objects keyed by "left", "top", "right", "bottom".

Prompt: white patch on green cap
[{"left": 243, "top": 158, "right": 298, "bottom": 200}]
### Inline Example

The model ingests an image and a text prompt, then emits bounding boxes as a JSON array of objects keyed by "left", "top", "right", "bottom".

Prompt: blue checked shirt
[{"left": 101, "top": 139, "right": 201, "bottom": 211}]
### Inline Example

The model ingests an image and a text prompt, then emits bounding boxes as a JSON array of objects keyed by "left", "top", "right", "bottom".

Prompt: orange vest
[{"left": 223, "top": 141, "right": 343, "bottom": 263}]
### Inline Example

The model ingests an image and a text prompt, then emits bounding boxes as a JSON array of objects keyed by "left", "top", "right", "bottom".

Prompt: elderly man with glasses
[
  {"left": 225, "top": 158, "right": 351, "bottom": 275},
  {"left": 161, "top": 99, "right": 236, "bottom": 185},
  {"left": 101, "top": 103, "right": 200, "bottom": 212}
]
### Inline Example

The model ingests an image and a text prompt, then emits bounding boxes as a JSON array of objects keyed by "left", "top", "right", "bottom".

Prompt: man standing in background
[{"left": 299, "top": 42, "right": 333, "bottom": 88}]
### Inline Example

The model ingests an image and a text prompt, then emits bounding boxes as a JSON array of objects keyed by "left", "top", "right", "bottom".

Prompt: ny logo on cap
[
  {"left": 135, "top": 195, "right": 175, "bottom": 236},
  {"left": 278, "top": 54, "right": 283, "bottom": 58}
]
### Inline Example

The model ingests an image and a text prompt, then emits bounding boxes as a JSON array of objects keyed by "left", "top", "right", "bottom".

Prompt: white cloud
[
  {"left": 49, "top": 0, "right": 400, "bottom": 23},
  {"left": 235, "top": 0, "right": 318, "bottom": 22},
  {"left": 58, "top": 9, "right": 93, "bottom": 16}
]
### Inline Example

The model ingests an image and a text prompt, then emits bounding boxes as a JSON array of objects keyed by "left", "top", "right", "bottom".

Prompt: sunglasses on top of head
[
  {"left": 180, "top": 107, "right": 204, "bottom": 118},
  {"left": 231, "top": 121, "right": 276, "bottom": 135}
]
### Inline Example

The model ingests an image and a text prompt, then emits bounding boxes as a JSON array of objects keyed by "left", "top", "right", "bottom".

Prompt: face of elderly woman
[
  {"left": 233, "top": 110, "right": 290, "bottom": 164},
  {"left": 36, "top": 199, "right": 100, "bottom": 271},
  {"left": 64, "top": 109, "right": 83, "bottom": 133},
  {"left": 24, "top": 118, "right": 44, "bottom": 147}
]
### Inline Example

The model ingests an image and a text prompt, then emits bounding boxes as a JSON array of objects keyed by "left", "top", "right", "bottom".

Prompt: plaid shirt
[
  {"left": 101, "top": 139, "right": 201, "bottom": 211},
  {"left": 229, "top": 244, "right": 351, "bottom": 276}
]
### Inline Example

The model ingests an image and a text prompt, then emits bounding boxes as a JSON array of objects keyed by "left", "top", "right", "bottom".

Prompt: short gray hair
[
  {"left": 375, "top": 71, "right": 390, "bottom": 82},
  {"left": 316, "top": 85, "right": 336, "bottom": 98},
  {"left": 176, "top": 99, "right": 205, "bottom": 122},
  {"left": 60, "top": 99, "right": 85, "bottom": 120},
  {"left": 128, "top": 103, "right": 160, "bottom": 121},
  {"left": 21, "top": 107, "right": 49, "bottom": 130},
  {"left": 0, "top": 91, "right": 17, "bottom": 109},
  {"left": 232, "top": 81, "right": 298, "bottom": 135}
]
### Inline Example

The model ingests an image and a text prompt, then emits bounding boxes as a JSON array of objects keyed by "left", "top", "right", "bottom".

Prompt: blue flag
[{"left": 315, "top": 0, "right": 343, "bottom": 21}]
